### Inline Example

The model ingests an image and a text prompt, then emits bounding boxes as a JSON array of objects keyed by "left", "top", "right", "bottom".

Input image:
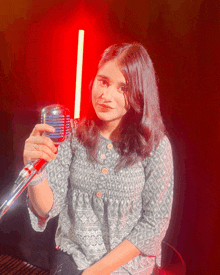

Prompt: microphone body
[
  {"left": 0, "top": 104, "right": 70, "bottom": 219},
  {"left": 13, "top": 104, "right": 71, "bottom": 184}
]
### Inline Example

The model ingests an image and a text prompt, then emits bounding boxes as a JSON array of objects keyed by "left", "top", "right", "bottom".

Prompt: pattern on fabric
[{"left": 27, "top": 130, "right": 174, "bottom": 275}]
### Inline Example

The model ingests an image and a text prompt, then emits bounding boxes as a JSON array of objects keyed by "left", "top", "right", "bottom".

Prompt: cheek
[
  {"left": 92, "top": 83, "right": 100, "bottom": 99},
  {"left": 91, "top": 88, "right": 96, "bottom": 108},
  {"left": 116, "top": 94, "right": 127, "bottom": 109}
]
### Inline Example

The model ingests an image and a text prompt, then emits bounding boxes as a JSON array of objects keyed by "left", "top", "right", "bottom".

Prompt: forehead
[{"left": 97, "top": 60, "right": 126, "bottom": 83}]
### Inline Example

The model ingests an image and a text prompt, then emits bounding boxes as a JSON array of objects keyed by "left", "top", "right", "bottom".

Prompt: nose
[{"left": 100, "top": 85, "right": 114, "bottom": 101}]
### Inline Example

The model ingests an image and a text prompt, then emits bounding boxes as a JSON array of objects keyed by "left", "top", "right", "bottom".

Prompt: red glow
[{"left": 26, "top": 1, "right": 116, "bottom": 118}]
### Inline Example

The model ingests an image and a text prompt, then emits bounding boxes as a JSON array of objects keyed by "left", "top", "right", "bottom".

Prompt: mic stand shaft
[{"left": 0, "top": 161, "right": 47, "bottom": 219}]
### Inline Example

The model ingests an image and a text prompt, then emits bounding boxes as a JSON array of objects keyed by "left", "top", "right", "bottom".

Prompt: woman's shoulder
[
  {"left": 141, "top": 135, "right": 173, "bottom": 167},
  {"left": 152, "top": 135, "right": 172, "bottom": 156}
]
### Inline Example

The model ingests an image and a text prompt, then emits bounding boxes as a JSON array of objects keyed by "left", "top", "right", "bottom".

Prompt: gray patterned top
[{"left": 27, "top": 131, "right": 174, "bottom": 275}]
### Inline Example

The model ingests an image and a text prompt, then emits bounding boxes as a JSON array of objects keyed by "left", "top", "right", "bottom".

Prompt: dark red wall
[{"left": 1, "top": 1, "right": 219, "bottom": 274}]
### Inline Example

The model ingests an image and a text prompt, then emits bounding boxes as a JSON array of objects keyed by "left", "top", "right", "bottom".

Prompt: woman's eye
[
  {"left": 99, "top": 79, "right": 108, "bottom": 87},
  {"left": 119, "top": 86, "right": 127, "bottom": 93}
]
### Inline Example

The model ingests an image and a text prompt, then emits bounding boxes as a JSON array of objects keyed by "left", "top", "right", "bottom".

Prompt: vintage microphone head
[{"left": 41, "top": 104, "right": 71, "bottom": 143}]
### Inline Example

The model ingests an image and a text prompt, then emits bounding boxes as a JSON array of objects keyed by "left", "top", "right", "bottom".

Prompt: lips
[{"left": 97, "top": 103, "right": 113, "bottom": 109}]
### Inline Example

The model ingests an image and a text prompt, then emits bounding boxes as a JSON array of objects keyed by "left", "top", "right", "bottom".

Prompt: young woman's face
[{"left": 92, "top": 60, "right": 129, "bottom": 127}]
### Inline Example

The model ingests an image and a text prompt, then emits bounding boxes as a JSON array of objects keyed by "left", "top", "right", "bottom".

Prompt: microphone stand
[{"left": 0, "top": 159, "right": 47, "bottom": 220}]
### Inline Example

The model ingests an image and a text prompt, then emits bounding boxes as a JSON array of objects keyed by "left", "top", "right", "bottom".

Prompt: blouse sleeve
[
  {"left": 126, "top": 136, "right": 174, "bottom": 257},
  {"left": 27, "top": 137, "right": 73, "bottom": 232}
]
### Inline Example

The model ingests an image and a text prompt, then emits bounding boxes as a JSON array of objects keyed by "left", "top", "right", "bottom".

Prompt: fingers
[
  {"left": 25, "top": 141, "right": 57, "bottom": 160},
  {"left": 23, "top": 142, "right": 57, "bottom": 166},
  {"left": 24, "top": 149, "right": 55, "bottom": 164},
  {"left": 24, "top": 124, "right": 58, "bottom": 165},
  {"left": 31, "top": 124, "right": 55, "bottom": 137},
  {"left": 27, "top": 135, "right": 57, "bottom": 152}
]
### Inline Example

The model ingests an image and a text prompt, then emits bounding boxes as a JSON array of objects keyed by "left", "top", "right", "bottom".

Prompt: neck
[{"left": 99, "top": 121, "right": 121, "bottom": 141}]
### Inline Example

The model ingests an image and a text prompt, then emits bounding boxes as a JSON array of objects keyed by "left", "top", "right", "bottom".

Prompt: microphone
[
  {"left": 0, "top": 104, "right": 71, "bottom": 219},
  {"left": 15, "top": 104, "right": 71, "bottom": 179}
]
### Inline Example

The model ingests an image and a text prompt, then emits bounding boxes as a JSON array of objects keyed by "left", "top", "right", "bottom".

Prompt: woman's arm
[
  {"left": 83, "top": 239, "right": 140, "bottom": 275},
  {"left": 24, "top": 124, "right": 57, "bottom": 218},
  {"left": 27, "top": 177, "right": 54, "bottom": 219}
]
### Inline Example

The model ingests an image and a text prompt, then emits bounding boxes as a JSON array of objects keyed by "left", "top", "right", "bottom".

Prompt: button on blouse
[
  {"left": 100, "top": 154, "right": 106, "bottom": 160},
  {"left": 96, "top": 192, "right": 102, "bottom": 198},
  {"left": 102, "top": 168, "right": 108, "bottom": 174},
  {"left": 107, "top": 143, "right": 113, "bottom": 149}
]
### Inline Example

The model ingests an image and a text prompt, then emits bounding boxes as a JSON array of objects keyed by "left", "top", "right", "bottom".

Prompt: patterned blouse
[{"left": 27, "top": 129, "right": 174, "bottom": 275}]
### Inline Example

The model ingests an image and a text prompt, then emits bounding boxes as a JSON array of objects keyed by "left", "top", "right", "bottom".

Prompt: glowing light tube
[{"left": 74, "top": 30, "right": 84, "bottom": 119}]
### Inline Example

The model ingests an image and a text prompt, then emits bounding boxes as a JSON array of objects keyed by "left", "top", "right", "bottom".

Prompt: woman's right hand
[{"left": 23, "top": 124, "right": 58, "bottom": 166}]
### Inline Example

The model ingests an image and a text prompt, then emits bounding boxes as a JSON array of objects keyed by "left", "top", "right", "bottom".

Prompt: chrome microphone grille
[{"left": 41, "top": 104, "right": 71, "bottom": 143}]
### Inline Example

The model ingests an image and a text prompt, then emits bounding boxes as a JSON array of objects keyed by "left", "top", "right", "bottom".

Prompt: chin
[
  {"left": 98, "top": 115, "right": 121, "bottom": 125},
  {"left": 97, "top": 114, "right": 113, "bottom": 121}
]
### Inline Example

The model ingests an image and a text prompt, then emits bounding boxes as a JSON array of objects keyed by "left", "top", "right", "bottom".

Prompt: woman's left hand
[
  {"left": 81, "top": 268, "right": 97, "bottom": 275},
  {"left": 81, "top": 266, "right": 111, "bottom": 275},
  {"left": 81, "top": 267, "right": 98, "bottom": 275}
]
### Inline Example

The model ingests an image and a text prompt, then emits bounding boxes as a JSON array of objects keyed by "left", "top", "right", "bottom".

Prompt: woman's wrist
[
  {"left": 83, "top": 264, "right": 111, "bottom": 275},
  {"left": 88, "top": 260, "right": 113, "bottom": 275},
  {"left": 28, "top": 169, "right": 47, "bottom": 186}
]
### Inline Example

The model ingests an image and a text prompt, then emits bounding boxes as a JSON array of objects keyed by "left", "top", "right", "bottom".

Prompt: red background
[{"left": 0, "top": 1, "right": 220, "bottom": 274}]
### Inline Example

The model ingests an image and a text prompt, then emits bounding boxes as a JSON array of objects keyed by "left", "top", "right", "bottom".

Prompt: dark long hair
[{"left": 75, "top": 43, "right": 166, "bottom": 172}]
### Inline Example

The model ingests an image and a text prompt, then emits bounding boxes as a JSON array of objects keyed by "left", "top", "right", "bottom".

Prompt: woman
[{"left": 25, "top": 43, "right": 174, "bottom": 275}]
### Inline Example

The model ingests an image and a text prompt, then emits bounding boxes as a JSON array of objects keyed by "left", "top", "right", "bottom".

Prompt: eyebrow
[{"left": 96, "top": 74, "right": 127, "bottom": 86}]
